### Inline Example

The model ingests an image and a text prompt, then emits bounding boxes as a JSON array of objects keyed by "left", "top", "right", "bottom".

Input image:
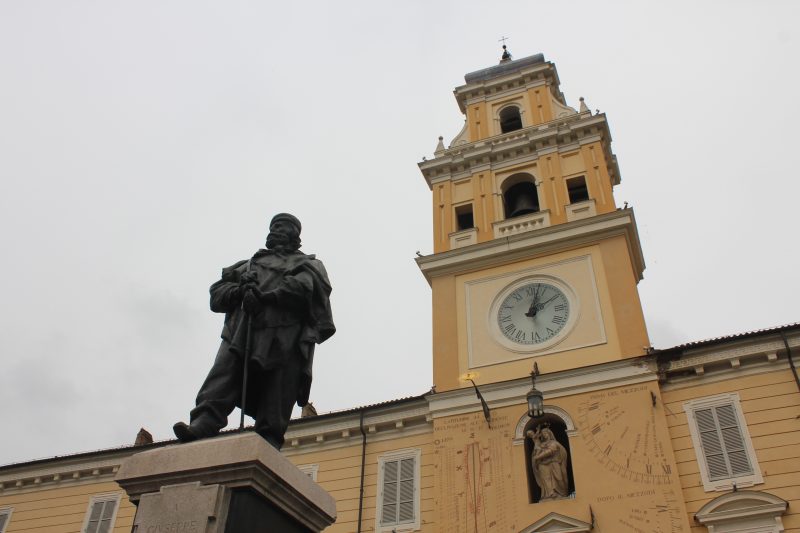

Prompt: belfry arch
[{"left": 501, "top": 173, "right": 540, "bottom": 219}]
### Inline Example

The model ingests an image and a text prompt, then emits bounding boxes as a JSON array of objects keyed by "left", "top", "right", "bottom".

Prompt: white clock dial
[{"left": 497, "top": 282, "right": 570, "bottom": 345}]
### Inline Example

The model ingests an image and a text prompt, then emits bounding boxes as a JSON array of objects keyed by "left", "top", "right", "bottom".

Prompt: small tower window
[
  {"left": 566, "top": 176, "right": 589, "bottom": 204},
  {"left": 499, "top": 106, "right": 523, "bottom": 133},
  {"left": 455, "top": 204, "right": 474, "bottom": 231},
  {"left": 504, "top": 181, "right": 539, "bottom": 218}
]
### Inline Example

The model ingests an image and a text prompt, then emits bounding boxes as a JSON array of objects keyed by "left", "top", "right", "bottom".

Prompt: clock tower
[{"left": 416, "top": 51, "right": 650, "bottom": 392}]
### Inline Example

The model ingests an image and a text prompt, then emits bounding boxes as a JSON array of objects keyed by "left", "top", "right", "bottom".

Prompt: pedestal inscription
[{"left": 132, "top": 482, "right": 225, "bottom": 533}]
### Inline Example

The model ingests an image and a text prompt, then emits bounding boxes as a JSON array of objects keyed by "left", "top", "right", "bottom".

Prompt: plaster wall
[
  {"left": 431, "top": 235, "right": 648, "bottom": 392},
  {"left": 0, "top": 480, "right": 132, "bottom": 533},
  {"left": 430, "top": 140, "right": 616, "bottom": 254},
  {"left": 661, "top": 369, "right": 800, "bottom": 532}
]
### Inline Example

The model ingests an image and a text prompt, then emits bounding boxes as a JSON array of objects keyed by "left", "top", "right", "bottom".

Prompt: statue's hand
[
  {"left": 243, "top": 289, "right": 262, "bottom": 315},
  {"left": 240, "top": 271, "right": 258, "bottom": 284}
]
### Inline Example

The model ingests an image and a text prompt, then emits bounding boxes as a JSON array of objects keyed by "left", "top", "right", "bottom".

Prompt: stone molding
[
  {"left": 427, "top": 359, "right": 656, "bottom": 421},
  {"left": 283, "top": 399, "right": 432, "bottom": 455},
  {"left": 694, "top": 490, "right": 788, "bottom": 532},
  {"left": 493, "top": 210, "right": 551, "bottom": 238},
  {"left": 419, "top": 113, "right": 616, "bottom": 188},
  {"left": 512, "top": 405, "right": 577, "bottom": 446},
  {"left": 565, "top": 199, "right": 596, "bottom": 222},
  {"left": 520, "top": 511, "right": 592, "bottom": 532},
  {"left": 116, "top": 433, "right": 336, "bottom": 532},
  {"left": 449, "top": 227, "right": 478, "bottom": 249},
  {"left": 660, "top": 331, "right": 799, "bottom": 388},
  {"left": 0, "top": 449, "right": 133, "bottom": 496},
  {"left": 416, "top": 209, "right": 645, "bottom": 282}
]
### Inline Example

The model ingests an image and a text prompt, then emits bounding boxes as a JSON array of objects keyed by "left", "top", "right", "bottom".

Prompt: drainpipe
[
  {"left": 779, "top": 331, "right": 800, "bottom": 393},
  {"left": 357, "top": 408, "right": 367, "bottom": 533}
]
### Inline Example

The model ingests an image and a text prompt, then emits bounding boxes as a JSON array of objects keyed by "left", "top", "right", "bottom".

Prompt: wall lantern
[{"left": 526, "top": 362, "right": 544, "bottom": 418}]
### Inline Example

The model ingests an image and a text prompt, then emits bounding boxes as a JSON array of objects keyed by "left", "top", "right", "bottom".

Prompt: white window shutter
[
  {"left": 381, "top": 460, "right": 399, "bottom": 525},
  {"left": 695, "top": 405, "right": 752, "bottom": 482},
  {"left": 398, "top": 458, "right": 415, "bottom": 523},
  {"left": 85, "top": 499, "right": 117, "bottom": 533},
  {"left": 380, "top": 455, "right": 417, "bottom": 527}
]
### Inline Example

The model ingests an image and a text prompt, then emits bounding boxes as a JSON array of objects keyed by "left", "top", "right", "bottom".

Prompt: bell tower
[{"left": 417, "top": 51, "right": 650, "bottom": 392}]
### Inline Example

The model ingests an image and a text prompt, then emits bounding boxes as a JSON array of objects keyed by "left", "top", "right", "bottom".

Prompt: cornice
[
  {"left": 454, "top": 60, "right": 561, "bottom": 113},
  {"left": 0, "top": 448, "right": 135, "bottom": 496},
  {"left": 428, "top": 357, "right": 657, "bottom": 420},
  {"left": 419, "top": 114, "right": 613, "bottom": 188},
  {"left": 659, "top": 329, "right": 800, "bottom": 390},
  {"left": 282, "top": 397, "right": 432, "bottom": 456},
  {"left": 415, "top": 208, "right": 645, "bottom": 283}
]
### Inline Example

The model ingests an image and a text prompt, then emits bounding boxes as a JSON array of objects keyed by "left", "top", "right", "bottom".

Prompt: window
[
  {"left": 297, "top": 463, "right": 319, "bottom": 481},
  {"left": 499, "top": 106, "right": 523, "bottom": 133},
  {"left": 0, "top": 508, "right": 12, "bottom": 533},
  {"left": 81, "top": 494, "right": 120, "bottom": 533},
  {"left": 684, "top": 393, "right": 762, "bottom": 491},
  {"left": 566, "top": 176, "right": 589, "bottom": 204},
  {"left": 376, "top": 448, "right": 421, "bottom": 532},
  {"left": 455, "top": 203, "right": 474, "bottom": 231}
]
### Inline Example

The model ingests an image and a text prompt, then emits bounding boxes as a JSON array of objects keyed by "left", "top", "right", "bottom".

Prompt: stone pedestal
[{"left": 115, "top": 433, "right": 336, "bottom": 533}]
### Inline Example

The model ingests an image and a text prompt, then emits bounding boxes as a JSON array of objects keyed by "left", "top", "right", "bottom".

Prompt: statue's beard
[{"left": 266, "top": 232, "right": 292, "bottom": 250}]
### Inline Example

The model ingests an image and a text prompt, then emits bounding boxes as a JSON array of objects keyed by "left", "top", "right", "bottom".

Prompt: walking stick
[
  {"left": 239, "top": 259, "right": 254, "bottom": 430},
  {"left": 239, "top": 315, "right": 253, "bottom": 430}
]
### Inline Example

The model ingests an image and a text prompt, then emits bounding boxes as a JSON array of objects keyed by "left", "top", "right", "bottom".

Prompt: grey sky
[{"left": 1, "top": 1, "right": 798, "bottom": 465}]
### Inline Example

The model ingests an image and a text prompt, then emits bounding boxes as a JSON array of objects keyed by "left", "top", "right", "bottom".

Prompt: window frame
[
  {"left": 565, "top": 175, "right": 590, "bottom": 204},
  {"left": 297, "top": 463, "right": 319, "bottom": 482},
  {"left": 80, "top": 493, "right": 121, "bottom": 533},
  {"left": 0, "top": 507, "right": 13, "bottom": 533},
  {"left": 683, "top": 393, "right": 763, "bottom": 492},
  {"left": 375, "top": 448, "right": 421, "bottom": 533},
  {"left": 498, "top": 104, "right": 524, "bottom": 134}
]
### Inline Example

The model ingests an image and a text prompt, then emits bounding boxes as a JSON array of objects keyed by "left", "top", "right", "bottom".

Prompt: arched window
[
  {"left": 503, "top": 176, "right": 540, "bottom": 219},
  {"left": 523, "top": 415, "right": 575, "bottom": 503},
  {"left": 499, "top": 106, "right": 523, "bottom": 133}
]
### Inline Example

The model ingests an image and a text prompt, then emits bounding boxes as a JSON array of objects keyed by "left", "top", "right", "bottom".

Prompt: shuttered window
[
  {"left": 684, "top": 393, "right": 762, "bottom": 492},
  {"left": 0, "top": 509, "right": 11, "bottom": 533},
  {"left": 377, "top": 449, "right": 420, "bottom": 531},
  {"left": 695, "top": 404, "right": 753, "bottom": 481},
  {"left": 83, "top": 496, "right": 119, "bottom": 533}
]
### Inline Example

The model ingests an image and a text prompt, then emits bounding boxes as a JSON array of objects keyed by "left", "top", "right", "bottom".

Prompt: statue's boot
[{"left": 172, "top": 421, "right": 201, "bottom": 443}]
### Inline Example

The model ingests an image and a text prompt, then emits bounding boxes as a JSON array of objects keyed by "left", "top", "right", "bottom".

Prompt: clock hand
[
  {"left": 539, "top": 294, "right": 560, "bottom": 308},
  {"left": 525, "top": 297, "right": 538, "bottom": 318}
]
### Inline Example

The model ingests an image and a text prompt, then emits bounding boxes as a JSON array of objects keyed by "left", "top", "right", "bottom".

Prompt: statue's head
[{"left": 267, "top": 213, "right": 302, "bottom": 251}]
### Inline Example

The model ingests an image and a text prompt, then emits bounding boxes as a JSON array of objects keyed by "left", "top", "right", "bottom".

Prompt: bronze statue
[
  {"left": 527, "top": 425, "right": 569, "bottom": 500},
  {"left": 173, "top": 213, "right": 335, "bottom": 449}
]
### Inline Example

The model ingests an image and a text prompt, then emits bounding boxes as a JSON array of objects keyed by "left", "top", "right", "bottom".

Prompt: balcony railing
[
  {"left": 449, "top": 228, "right": 478, "bottom": 249},
  {"left": 565, "top": 199, "right": 596, "bottom": 222},
  {"left": 493, "top": 210, "right": 551, "bottom": 239}
]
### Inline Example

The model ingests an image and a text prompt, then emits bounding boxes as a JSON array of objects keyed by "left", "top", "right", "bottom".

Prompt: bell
[{"left": 507, "top": 193, "right": 539, "bottom": 218}]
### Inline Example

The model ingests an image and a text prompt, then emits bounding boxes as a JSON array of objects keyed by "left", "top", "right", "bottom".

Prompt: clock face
[{"left": 496, "top": 282, "right": 570, "bottom": 345}]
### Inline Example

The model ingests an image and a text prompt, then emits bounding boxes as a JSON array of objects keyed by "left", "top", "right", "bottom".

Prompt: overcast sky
[{"left": 1, "top": 1, "right": 798, "bottom": 466}]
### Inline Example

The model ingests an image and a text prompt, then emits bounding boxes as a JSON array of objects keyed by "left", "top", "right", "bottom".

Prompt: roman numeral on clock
[{"left": 552, "top": 315, "right": 566, "bottom": 325}]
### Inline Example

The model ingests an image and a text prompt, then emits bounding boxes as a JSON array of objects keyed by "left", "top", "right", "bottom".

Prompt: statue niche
[{"left": 524, "top": 416, "right": 575, "bottom": 503}]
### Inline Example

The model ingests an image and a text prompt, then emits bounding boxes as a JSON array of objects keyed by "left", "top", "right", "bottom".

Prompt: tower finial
[{"left": 498, "top": 36, "right": 512, "bottom": 63}]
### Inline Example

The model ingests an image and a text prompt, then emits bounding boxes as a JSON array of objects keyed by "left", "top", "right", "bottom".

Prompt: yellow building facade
[{"left": 1, "top": 51, "right": 799, "bottom": 533}]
